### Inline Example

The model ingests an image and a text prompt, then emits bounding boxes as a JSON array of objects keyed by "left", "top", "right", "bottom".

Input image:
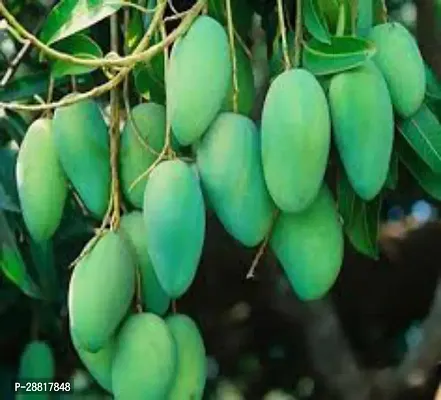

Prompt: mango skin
[
  {"left": 369, "top": 22, "right": 426, "bottom": 117},
  {"left": 71, "top": 330, "right": 114, "bottom": 393},
  {"left": 166, "top": 314, "right": 206, "bottom": 400},
  {"left": 167, "top": 16, "right": 231, "bottom": 146},
  {"left": 16, "top": 341, "right": 54, "bottom": 400},
  {"left": 329, "top": 61, "right": 394, "bottom": 200},
  {"left": 196, "top": 113, "right": 275, "bottom": 247},
  {"left": 270, "top": 185, "right": 344, "bottom": 301},
  {"left": 112, "top": 313, "right": 176, "bottom": 400},
  {"left": 119, "top": 212, "right": 171, "bottom": 315},
  {"left": 53, "top": 99, "right": 111, "bottom": 218},
  {"left": 143, "top": 160, "right": 205, "bottom": 299},
  {"left": 68, "top": 231, "right": 135, "bottom": 353},
  {"left": 120, "top": 103, "right": 167, "bottom": 209},
  {"left": 261, "top": 68, "right": 331, "bottom": 212},
  {"left": 16, "top": 119, "right": 67, "bottom": 242}
]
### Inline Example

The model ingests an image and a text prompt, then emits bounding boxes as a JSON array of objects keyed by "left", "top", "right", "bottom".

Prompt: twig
[
  {"left": 226, "top": 0, "right": 238, "bottom": 113},
  {"left": 276, "top": 0, "right": 291, "bottom": 70},
  {"left": 293, "top": 0, "right": 303, "bottom": 68},
  {"left": 0, "top": 40, "right": 30, "bottom": 86}
]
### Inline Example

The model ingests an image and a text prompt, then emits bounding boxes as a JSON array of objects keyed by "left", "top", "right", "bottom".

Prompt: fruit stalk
[
  {"left": 293, "top": 0, "right": 303, "bottom": 68},
  {"left": 277, "top": 0, "right": 292, "bottom": 70},
  {"left": 225, "top": 0, "right": 239, "bottom": 112}
]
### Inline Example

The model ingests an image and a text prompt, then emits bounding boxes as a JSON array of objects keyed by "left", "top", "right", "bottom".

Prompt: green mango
[
  {"left": 369, "top": 22, "right": 426, "bottom": 117},
  {"left": 16, "top": 341, "right": 55, "bottom": 400},
  {"left": 119, "top": 212, "right": 171, "bottom": 315},
  {"left": 167, "top": 16, "right": 231, "bottom": 146},
  {"left": 270, "top": 185, "right": 344, "bottom": 301},
  {"left": 143, "top": 160, "right": 205, "bottom": 299},
  {"left": 71, "top": 330, "right": 114, "bottom": 393},
  {"left": 329, "top": 61, "right": 394, "bottom": 200},
  {"left": 16, "top": 119, "right": 67, "bottom": 242},
  {"left": 68, "top": 230, "right": 135, "bottom": 352},
  {"left": 120, "top": 103, "right": 167, "bottom": 209},
  {"left": 112, "top": 313, "right": 176, "bottom": 399},
  {"left": 166, "top": 314, "right": 206, "bottom": 400},
  {"left": 196, "top": 112, "right": 275, "bottom": 247},
  {"left": 53, "top": 98, "right": 111, "bottom": 218},
  {"left": 221, "top": 45, "right": 256, "bottom": 117},
  {"left": 261, "top": 68, "right": 331, "bottom": 213}
]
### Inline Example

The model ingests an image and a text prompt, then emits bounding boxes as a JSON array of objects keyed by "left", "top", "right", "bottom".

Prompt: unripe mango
[
  {"left": 166, "top": 314, "right": 206, "bottom": 400},
  {"left": 16, "top": 119, "right": 67, "bottom": 242},
  {"left": 197, "top": 113, "right": 275, "bottom": 247},
  {"left": 16, "top": 341, "right": 54, "bottom": 400},
  {"left": 270, "top": 185, "right": 344, "bottom": 301},
  {"left": 119, "top": 212, "right": 171, "bottom": 315},
  {"left": 112, "top": 313, "right": 176, "bottom": 399},
  {"left": 261, "top": 68, "right": 331, "bottom": 212},
  {"left": 120, "top": 103, "right": 167, "bottom": 209},
  {"left": 167, "top": 16, "right": 231, "bottom": 146},
  {"left": 53, "top": 99, "right": 111, "bottom": 218},
  {"left": 68, "top": 231, "right": 135, "bottom": 352},
  {"left": 143, "top": 160, "right": 205, "bottom": 299},
  {"left": 329, "top": 61, "right": 394, "bottom": 200},
  {"left": 71, "top": 330, "right": 114, "bottom": 393},
  {"left": 369, "top": 22, "right": 425, "bottom": 117}
]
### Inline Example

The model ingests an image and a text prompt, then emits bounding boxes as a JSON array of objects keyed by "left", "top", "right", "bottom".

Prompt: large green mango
[
  {"left": 166, "top": 314, "right": 206, "bottom": 400},
  {"left": 167, "top": 16, "right": 231, "bottom": 146},
  {"left": 221, "top": 45, "right": 256, "bottom": 117},
  {"left": 329, "top": 61, "right": 394, "bottom": 200},
  {"left": 143, "top": 160, "right": 205, "bottom": 299},
  {"left": 53, "top": 99, "right": 111, "bottom": 218},
  {"left": 71, "top": 331, "right": 114, "bottom": 393},
  {"left": 120, "top": 103, "right": 167, "bottom": 209},
  {"left": 270, "top": 185, "right": 344, "bottom": 301},
  {"left": 16, "top": 119, "right": 67, "bottom": 242},
  {"left": 369, "top": 22, "right": 425, "bottom": 117},
  {"left": 16, "top": 341, "right": 55, "bottom": 400},
  {"left": 261, "top": 68, "right": 331, "bottom": 212},
  {"left": 196, "top": 113, "right": 274, "bottom": 247},
  {"left": 119, "top": 212, "right": 170, "bottom": 315},
  {"left": 112, "top": 313, "right": 176, "bottom": 399},
  {"left": 68, "top": 230, "right": 135, "bottom": 352}
]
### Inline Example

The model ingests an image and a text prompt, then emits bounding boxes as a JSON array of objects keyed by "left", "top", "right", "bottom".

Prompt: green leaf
[
  {"left": 0, "top": 143, "right": 19, "bottom": 205},
  {"left": 269, "top": 30, "right": 295, "bottom": 79},
  {"left": 143, "top": 0, "right": 157, "bottom": 30},
  {"left": 0, "top": 183, "right": 19, "bottom": 213},
  {"left": 425, "top": 64, "right": 441, "bottom": 102},
  {"left": 50, "top": 34, "right": 103, "bottom": 78},
  {"left": 356, "top": 0, "right": 373, "bottom": 37},
  {"left": 398, "top": 137, "right": 441, "bottom": 201},
  {"left": 125, "top": 8, "right": 144, "bottom": 53},
  {"left": 337, "top": 170, "right": 382, "bottom": 259},
  {"left": 303, "top": 0, "right": 331, "bottom": 44},
  {"left": 0, "top": 211, "right": 42, "bottom": 299},
  {"left": 335, "top": 1, "right": 346, "bottom": 36},
  {"left": 302, "top": 36, "right": 376, "bottom": 75},
  {"left": 385, "top": 151, "right": 398, "bottom": 190},
  {"left": 397, "top": 103, "right": 441, "bottom": 173},
  {"left": 39, "top": 0, "right": 123, "bottom": 45},
  {"left": 0, "top": 111, "right": 27, "bottom": 145}
]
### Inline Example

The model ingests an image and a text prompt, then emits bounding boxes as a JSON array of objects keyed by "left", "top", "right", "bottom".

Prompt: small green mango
[
  {"left": 167, "top": 16, "right": 231, "bottom": 146},
  {"left": 68, "top": 230, "right": 135, "bottom": 352},
  {"left": 270, "top": 185, "right": 344, "bottom": 301},
  {"left": 369, "top": 22, "right": 426, "bottom": 117},
  {"left": 166, "top": 314, "right": 206, "bottom": 400},
  {"left": 16, "top": 119, "right": 67, "bottom": 242},
  {"left": 16, "top": 341, "right": 55, "bottom": 400},
  {"left": 120, "top": 103, "right": 167, "bottom": 209},
  {"left": 119, "top": 211, "right": 171, "bottom": 315},
  {"left": 143, "top": 160, "right": 205, "bottom": 299},
  {"left": 112, "top": 313, "right": 176, "bottom": 399},
  {"left": 261, "top": 68, "right": 331, "bottom": 212},
  {"left": 53, "top": 99, "right": 111, "bottom": 218},
  {"left": 222, "top": 45, "right": 256, "bottom": 117},
  {"left": 329, "top": 61, "right": 394, "bottom": 200},
  {"left": 71, "top": 330, "right": 114, "bottom": 393},
  {"left": 197, "top": 112, "right": 275, "bottom": 247}
]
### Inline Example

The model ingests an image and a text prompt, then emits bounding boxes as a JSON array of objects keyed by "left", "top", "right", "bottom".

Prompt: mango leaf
[
  {"left": 398, "top": 137, "right": 441, "bottom": 201},
  {"left": 397, "top": 103, "right": 441, "bottom": 173},
  {"left": 269, "top": 30, "right": 295, "bottom": 79},
  {"left": 0, "top": 211, "right": 42, "bottom": 299},
  {"left": 50, "top": 34, "right": 103, "bottom": 78},
  {"left": 125, "top": 8, "right": 144, "bottom": 53},
  {"left": 356, "top": 0, "right": 373, "bottom": 37},
  {"left": 385, "top": 151, "right": 398, "bottom": 190},
  {"left": 0, "top": 183, "right": 19, "bottom": 213},
  {"left": 39, "top": 0, "right": 123, "bottom": 45},
  {"left": 143, "top": 0, "right": 157, "bottom": 30},
  {"left": 337, "top": 170, "right": 382, "bottom": 259},
  {"left": 425, "top": 64, "right": 441, "bottom": 102},
  {"left": 0, "top": 111, "right": 27, "bottom": 145},
  {"left": 302, "top": 36, "right": 376, "bottom": 75},
  {"left": 303, "top": 0, "right": 331, "bottom": 44}
]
